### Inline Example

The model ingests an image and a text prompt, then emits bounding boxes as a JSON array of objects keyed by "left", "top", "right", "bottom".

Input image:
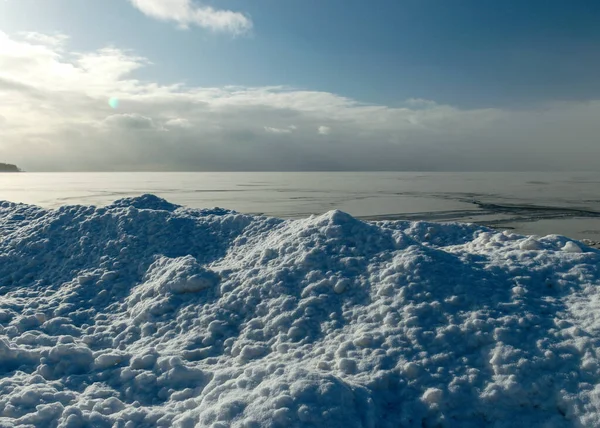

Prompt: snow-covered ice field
[{"left": 1, "top": 194, "right": 600, "bottom": 427}]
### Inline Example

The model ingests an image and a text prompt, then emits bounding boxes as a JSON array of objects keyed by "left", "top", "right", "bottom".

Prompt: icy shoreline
[{"left": 1, "top": 195, "right": 600, "bottom": 427}]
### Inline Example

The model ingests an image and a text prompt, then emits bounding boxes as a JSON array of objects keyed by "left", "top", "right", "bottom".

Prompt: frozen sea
[{"left": 1, "top": 171, "right": 599, "bottom": 240}]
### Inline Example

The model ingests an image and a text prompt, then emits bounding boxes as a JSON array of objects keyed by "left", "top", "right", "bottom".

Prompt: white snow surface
[{"left": 1, "top": 194, "right": 600, "bottom": 427}]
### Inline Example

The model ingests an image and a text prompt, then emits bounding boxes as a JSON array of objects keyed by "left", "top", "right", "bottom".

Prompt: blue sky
[
  {"left": 3, "top": 0, "right": 600, "bottom": 107},
  {"left": 1, "top": 0, "right": 600, "bottom": 171}
]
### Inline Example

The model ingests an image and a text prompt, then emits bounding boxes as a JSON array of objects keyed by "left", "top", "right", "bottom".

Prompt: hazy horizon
[
  {"left": 8, "top": 168, "right": 600, "bottom": 173},
  {"left": 2, "top": 0, "right": 600, "bottom": 172}
]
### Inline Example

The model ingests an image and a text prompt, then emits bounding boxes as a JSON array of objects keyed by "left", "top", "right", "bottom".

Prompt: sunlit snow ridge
[{"left": 0, "top": 195, "right": 598, "bottom": 427}]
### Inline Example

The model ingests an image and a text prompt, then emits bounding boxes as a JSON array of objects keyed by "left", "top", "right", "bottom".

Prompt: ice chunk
[{"left": 562, "top": 241, "right": 583, "bottom": 253}]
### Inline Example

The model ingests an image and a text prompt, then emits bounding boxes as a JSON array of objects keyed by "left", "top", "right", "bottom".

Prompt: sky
[{"left": 1, "top": 0, "right": 600, "bottom": 171}]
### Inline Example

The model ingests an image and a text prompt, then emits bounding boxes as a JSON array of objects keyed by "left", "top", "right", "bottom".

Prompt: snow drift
[{"left": 0, "top": 194, "right": 599, "bottom": 427}]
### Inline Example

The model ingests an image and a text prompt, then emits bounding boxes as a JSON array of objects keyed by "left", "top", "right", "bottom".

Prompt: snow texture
[{"left": 0, "top": 194, "right": 600, "bottom": 427}]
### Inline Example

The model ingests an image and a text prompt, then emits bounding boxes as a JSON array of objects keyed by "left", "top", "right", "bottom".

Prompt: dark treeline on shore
[{"left": 0, "top": 163, "right": 20, "bottom": 172}]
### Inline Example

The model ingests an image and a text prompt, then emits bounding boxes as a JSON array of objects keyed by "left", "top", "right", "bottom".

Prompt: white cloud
[
  {"left": 103, "top": 113, "right": 158, "bottom": 130},
  {"left": 318, "top": 126, "right": 331, "bottom": 135},
  {"left": 128, "top": 0, "right": 252, "bottom": 35},
  {"left": 2, "top": 30, "right": 600, "bottom": 171},
  {"left": 18, "top": 32, "right": 69, "bottom": 47},
  {"left": 405, "top": 98, "right": 437, "bottom": 108},
  {"left": 264, "top": 125, "right": 296, "bottom": 134},
  {"left": 165, "top": 118, "right": 192, "bottom": 128}
]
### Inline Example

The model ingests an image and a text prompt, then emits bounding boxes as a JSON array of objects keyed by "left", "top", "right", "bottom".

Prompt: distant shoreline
[{"left": 0, "top": 163, "right": 21, "bottom": 173}]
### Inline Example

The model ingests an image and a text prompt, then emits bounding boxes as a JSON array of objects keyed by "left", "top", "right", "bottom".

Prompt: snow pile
[{"left": 1, "top": 194, "right": 600, "bottom": 427}]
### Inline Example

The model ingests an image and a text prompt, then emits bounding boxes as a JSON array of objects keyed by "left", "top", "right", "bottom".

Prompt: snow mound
[{"left": 0, "top": 195, "right": 600, "bottom": 427}]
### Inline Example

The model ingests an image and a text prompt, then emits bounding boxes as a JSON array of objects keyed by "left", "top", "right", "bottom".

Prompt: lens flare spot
[{"left": 109, "top": 98, "right": 119, "bottom": 109}]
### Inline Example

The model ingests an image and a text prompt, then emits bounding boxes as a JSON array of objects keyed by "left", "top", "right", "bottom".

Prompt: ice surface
[{"left": 0, "top": 195, "right": 600, "bottom": 427}]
